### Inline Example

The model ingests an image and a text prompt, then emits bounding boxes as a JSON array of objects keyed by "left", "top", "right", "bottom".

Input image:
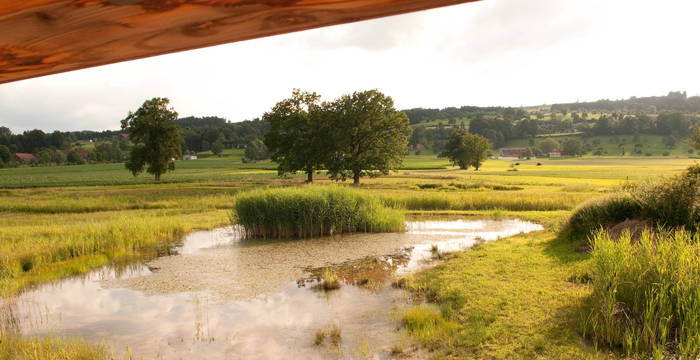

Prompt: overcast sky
[{"left": 1, "top": 0, "right": 699, "bottom": 133}]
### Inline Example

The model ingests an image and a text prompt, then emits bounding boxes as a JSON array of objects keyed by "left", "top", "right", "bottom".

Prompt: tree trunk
[
  {"left": 155, "top": 172, "right": 161, "bottom": 182},
  {"left": 306, "top": 170, "right": 313, "bottom": 183},
  {"left": 353, "top": 171, "right": 360, "bottom": 185}
]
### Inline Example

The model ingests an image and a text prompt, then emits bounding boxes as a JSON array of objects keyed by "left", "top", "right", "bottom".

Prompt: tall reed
[
  {"left": 232, "top": 185, "right": 404, "bottom": 238},
  {"left": 581, "top": 229, "right": 699, "bottom": 358},
  {"left": 377, "top": 192, "right": 581, "bottom": 212}
]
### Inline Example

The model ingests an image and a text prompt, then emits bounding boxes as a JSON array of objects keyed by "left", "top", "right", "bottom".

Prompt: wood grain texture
[{"left": 0, "top": 0, "right": 478, "bottom": 83}]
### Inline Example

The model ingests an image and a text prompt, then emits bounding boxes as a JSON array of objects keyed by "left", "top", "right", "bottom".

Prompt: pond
[{"left": 1, "top": 218, "right": 542, "bottom": 359}]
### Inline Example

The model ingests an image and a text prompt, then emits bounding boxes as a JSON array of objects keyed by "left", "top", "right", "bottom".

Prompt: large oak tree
[
  {"left": 324, "top": 90, "right": 411, "bottom": 184},
  {"left": 263, "top": 89, "right": 326, "bottom": 182},
  {"left": 121, "top": 97, "right": 183, "bottom": 182},
  {"left": 442, "top": 129, "right": 492, "bottom": 170}
]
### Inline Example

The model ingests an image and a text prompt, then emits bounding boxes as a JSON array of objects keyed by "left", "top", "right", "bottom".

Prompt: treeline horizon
[{"left": 3, "top": 90, "right": 700, "bottom": 159}]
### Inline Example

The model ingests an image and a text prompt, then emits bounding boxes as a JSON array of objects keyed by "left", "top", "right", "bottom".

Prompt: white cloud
[{"left": 0, "top": 0, "right": 698, "bottom": 133}]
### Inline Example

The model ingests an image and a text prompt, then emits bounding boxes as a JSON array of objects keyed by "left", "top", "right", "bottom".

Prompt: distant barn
[
  {"left": 13, "top": 153, "right": 37, "bottom": 163},
  {"left": 498, "top": 147, "right": 533, "bottom": 160}
]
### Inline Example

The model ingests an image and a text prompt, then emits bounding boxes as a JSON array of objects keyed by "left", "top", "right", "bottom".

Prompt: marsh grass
[
  {"left": 0, "top": 210, "right": 228, "bottom": 296},
  {"left": 399, "top": 305, "right": 458, "bottom": 351},
  {"left": 328, "top": 324, "right": 342, "bottom": 346},
  {"left": 314, "top": 329, "right": 325, "bottom": 346},
  {"left": 233, "top": 185, "right": 404, "bottom": 238},
  {"left": 320, "top": 268, "right": 341, "bottom": 290},
  {"left": 378, "top": 191, "right": 585, "bottom": 212},
  {"left": 0, "top": 334, "right": 112, "bottom": 360},
  {"left": 581, "top": 229, "right": 699, "bottom": 358}
]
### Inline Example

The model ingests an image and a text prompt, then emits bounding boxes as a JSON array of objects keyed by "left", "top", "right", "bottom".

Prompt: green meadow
[{"left": 0, "top": 155, "right": 697, "bottom": 358}]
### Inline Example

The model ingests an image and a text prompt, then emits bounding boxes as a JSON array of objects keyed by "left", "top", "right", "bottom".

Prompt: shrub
[
  {"left": 561, "top": 193, "right": 641, "bottom": 242},
  {"left": 581, "top": 229, "right": 699, "bottom": 358},
  {"left": 232, "top": 185, "right": 404, "bottom": 238},
  {"left": 562, "top": 164, "right": 700, "bottom": 241},
  {"left": 634, "top": 165, "right": 700, "bottom": 231}
]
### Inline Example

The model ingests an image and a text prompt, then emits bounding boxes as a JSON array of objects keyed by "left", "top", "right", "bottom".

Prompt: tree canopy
[
  {"left": 121, "top": 97, "right": 183, "bottom": 182},
  {"left": 441, "top": 129, "right": 492, "bottom": 170},
  {"left": 263, "top": 89, "right": 325, "bottom": 182},
  {"left": 324, "top": 90, "right": 412, "bottom": 184}
]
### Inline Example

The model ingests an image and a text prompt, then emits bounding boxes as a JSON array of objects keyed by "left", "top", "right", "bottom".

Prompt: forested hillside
[{"left": 403, "top": 92, "right": 700, "bottom": 153}]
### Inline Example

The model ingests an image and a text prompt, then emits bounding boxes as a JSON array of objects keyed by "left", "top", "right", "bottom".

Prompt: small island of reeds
[{"left": 232, "top": 185, "right": 404, "bottom": 238}]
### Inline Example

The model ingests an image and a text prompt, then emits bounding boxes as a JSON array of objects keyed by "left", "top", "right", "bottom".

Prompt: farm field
[{"left": 0, "top": 156, "right": 696, "bottom": 359}]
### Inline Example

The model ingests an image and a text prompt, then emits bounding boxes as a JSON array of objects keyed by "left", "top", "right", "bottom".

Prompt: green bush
[
  {"left": 562, "top": 164, "right": 700, "bottom": 241},
  {"left": 635, "top": 164, "right": 700, "bottom": 231},
  {"left": 232, "top": 185, "right": 404, "bottom": 238},
  {"left": 581, "top": 229, "right": 699, "bottom": 358},
  {"left": 561, "top": 194, "right": 641, "bottom": 242}
]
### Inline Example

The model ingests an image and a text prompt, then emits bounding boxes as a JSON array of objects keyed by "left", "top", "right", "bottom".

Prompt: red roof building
[
  {"left": 13, "top": 153, "right": 37, "bottom": 163},
  {"left": 75, "top": 149, "right": 89, "bottom": 160}
]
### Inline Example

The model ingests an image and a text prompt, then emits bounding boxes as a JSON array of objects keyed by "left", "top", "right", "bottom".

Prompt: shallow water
[{"left": 1, "top": 218, "right": 542, "bottom": 359}]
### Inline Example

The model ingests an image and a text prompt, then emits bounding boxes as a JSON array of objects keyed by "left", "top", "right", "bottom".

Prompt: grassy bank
[
  {"left": 396, "top": 220, "right": 607, "bottom": 359},
  {"left": 233, "top": 185, "right": 404, "bottom": 238}
]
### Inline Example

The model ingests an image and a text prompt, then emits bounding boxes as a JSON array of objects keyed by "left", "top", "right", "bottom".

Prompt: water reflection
[{"left": 1, "top": 218, "right": 542, "bottom": 359}]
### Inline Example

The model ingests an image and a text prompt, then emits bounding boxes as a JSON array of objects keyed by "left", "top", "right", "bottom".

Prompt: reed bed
[
  {"left": 0, "top": 209, "right": 228, "bottom": 296},
  {"left": 581, "top": 229, "right": 699, "bottom": 358},
  {"left": 232, "top": 185, "right": 404, "bottom": 238},
  {"left": 377, "top": 191, "right": 585, "bottom": 212}
]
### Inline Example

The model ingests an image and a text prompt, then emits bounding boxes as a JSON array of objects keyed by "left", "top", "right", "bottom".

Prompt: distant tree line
[
  {"left": 552, "top": 91, "right": 700, "bottom": 114},
  {"left": 0, "top": 126, "right": 128, "bottom": 168},
  {"left": 177, "top": 116, "right": 268, "bottom": 155},
  {"left": 579, "top": 111, "right": 693, "bottom": 137},
  {"left": 0, "top": 114, "right": 271, "bottom": 167}
]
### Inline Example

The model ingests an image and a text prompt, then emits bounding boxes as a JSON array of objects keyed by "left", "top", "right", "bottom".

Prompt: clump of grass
[
  {"left": 328, "top": 324, "right": 342, "bottom": 346},
  {"left": 320, "top": 268, "right": 341, "bottom": 290},
  {"left": 580, "top": 229, "right": 700, "bottom": 358},
  {"left": 389, "top": 342, "right": 404, "bottom": 355},
  {"left": 399, "top": 305, "right": 458, "bottom": 350},
  {"left": 314, "top": 328, "right": 325, "bottom": 346},
  {"left": 416, "top": 183, "right": 443, "bottom": 190},
  {"left": 430, "top": 244, "right": 443, "bottom": 260},
  {"left": 233, "top": 185, "right": 404, "bottom": 238}
]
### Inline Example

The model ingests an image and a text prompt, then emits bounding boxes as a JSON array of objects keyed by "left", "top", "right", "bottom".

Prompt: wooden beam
[{"left": 0, "top": 0, "right": 478, "bottom": 84}]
